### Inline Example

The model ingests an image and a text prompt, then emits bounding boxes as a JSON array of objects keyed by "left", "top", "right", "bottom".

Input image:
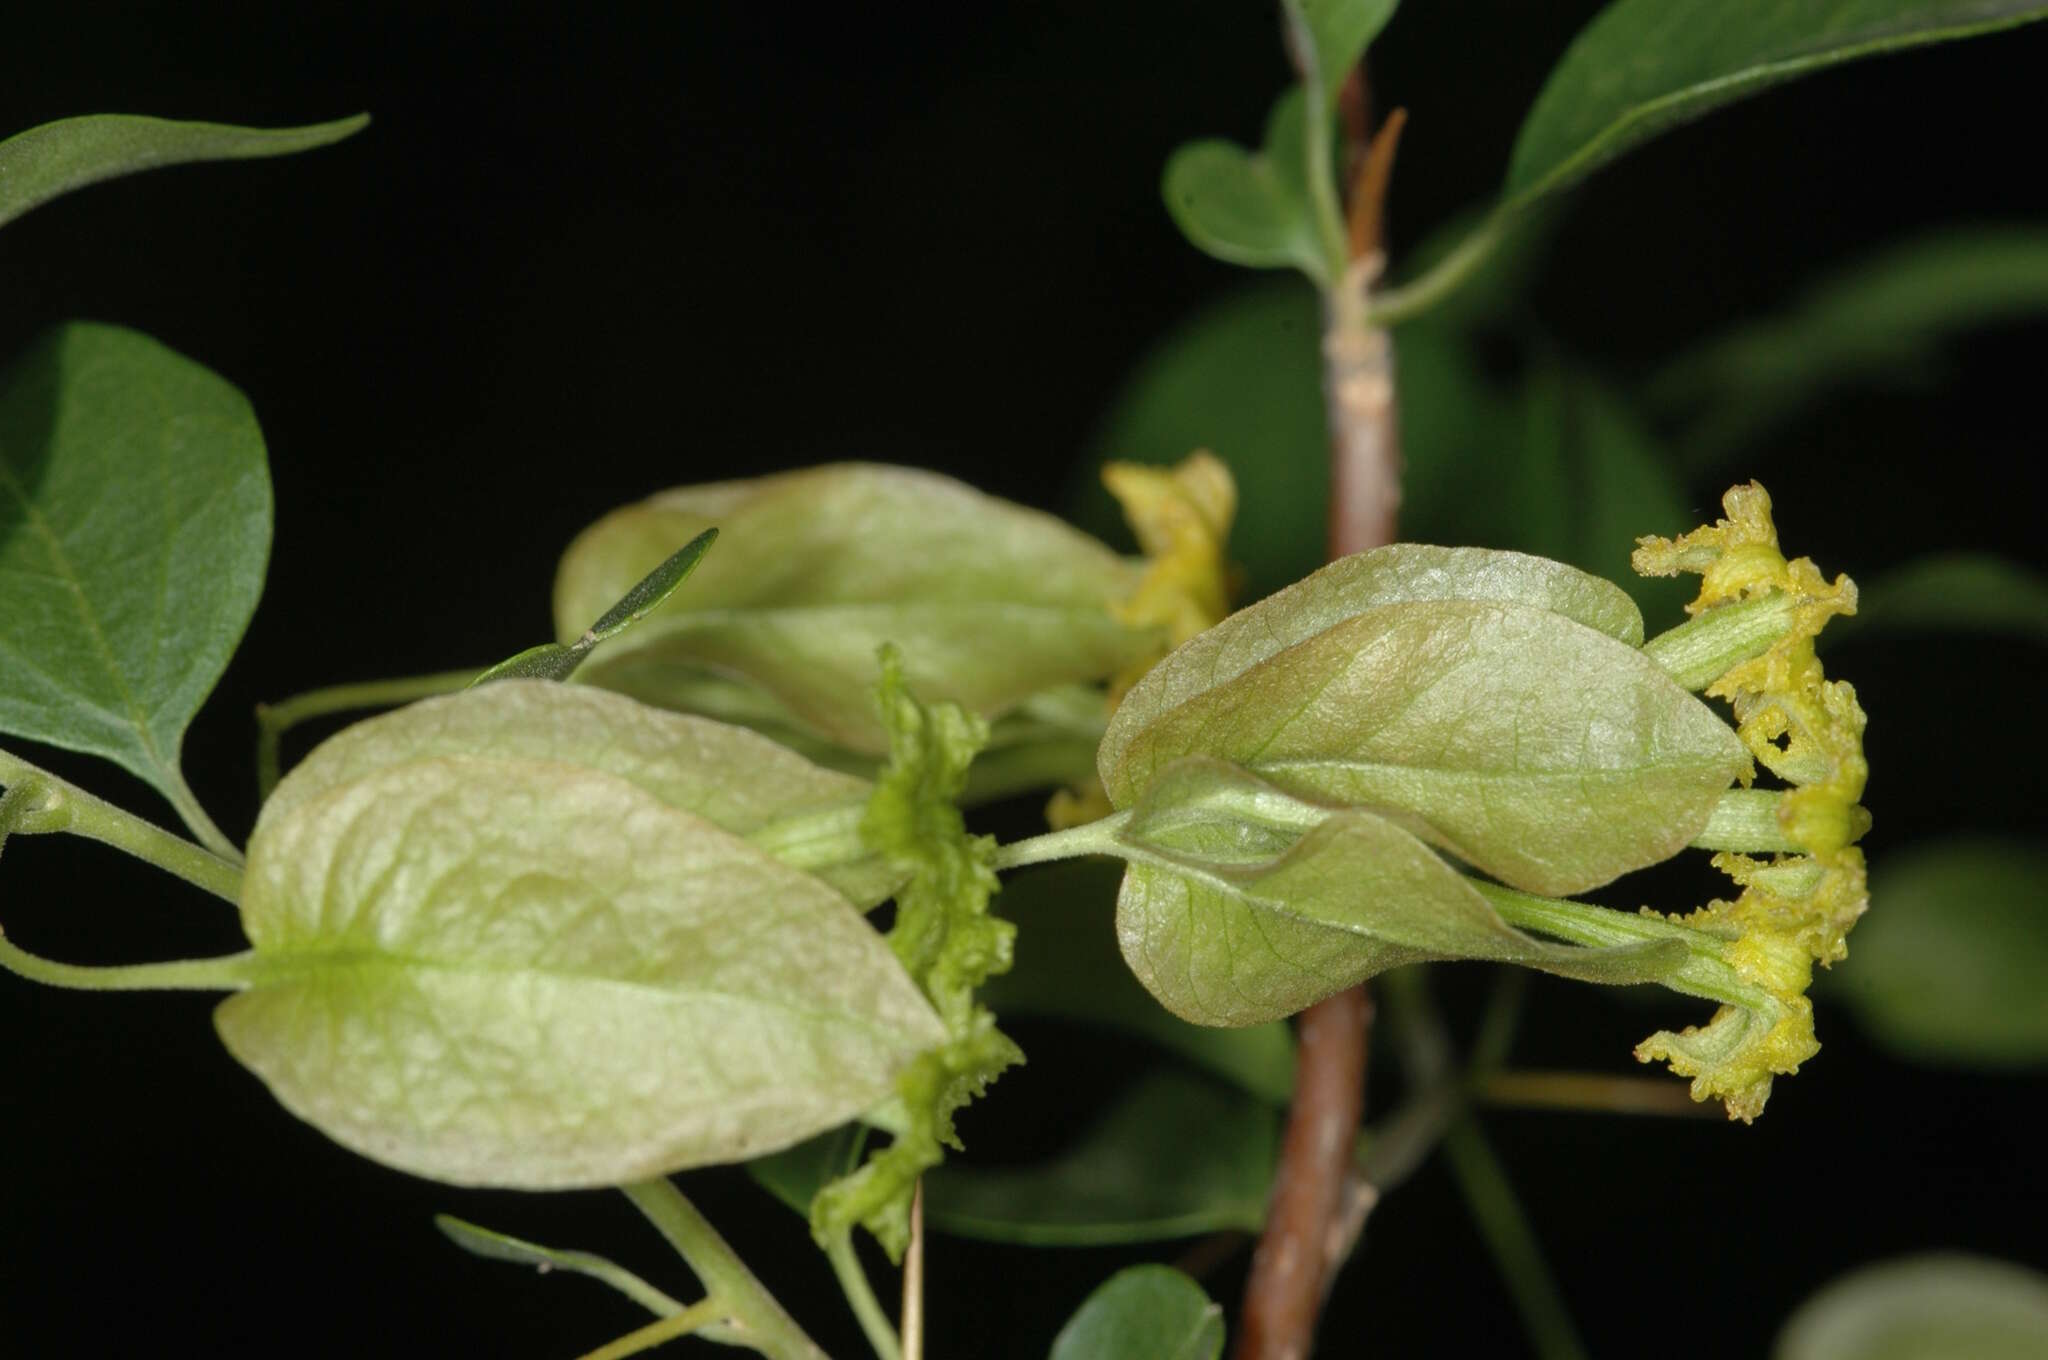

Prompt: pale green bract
[
  {"left": 222, "top": 682, "right": 944, "bottom": 1188},
  {"left": 1101, "top": 545, "right": 1742, "bottom": 897},
  {"left": 553, "top": 463, "right": 1159, "bottom": 755},
  {"left": 0, "top": 323, "right": 269, "bottom": 829},
  {"left": 1113, "top": 759, "right": 1686, "bottom": 1025},
  {"left": 1050, "top": 1266, "right": 1225, "bottom": 1360}
]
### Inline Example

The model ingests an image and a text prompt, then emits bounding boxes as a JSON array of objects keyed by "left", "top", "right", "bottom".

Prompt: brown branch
[
  {"left": 1234, "top": 987, "right": 1373, "bottom": 1360},
  {"left": 1235, "top": 57, "right": 1406, "bottom": 1360}
]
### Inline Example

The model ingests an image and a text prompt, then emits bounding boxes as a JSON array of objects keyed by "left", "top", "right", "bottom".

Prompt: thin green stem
[
  {"left": 161, "top": 766, "right": 244, "bottom": 864},
  {"left": 1, "top": 746, "right": 243, "bottom": 904},
  {"left": 432, "top": 1214, "right": 687, "bottom": 1318},
  {"left": 256, "top": 669, "right": 479, "bottom": 799},
  {"left": 574, "top": 1298, "right": 727, "bottom": 1360},
  {"left": 987, "top": 810, "right": 1132, "bottom": 872},
  {"left": 1365, "top": 215, "right": 1505, "bottom": 327},
  {"left": 1641, "top": 594, "right": 1797, "bottom": 692},
  {"left": 1443, "top": 1118, "right": 1588, "bottom": 1360},
  {"left": 619, "top": 1178, "right": 825, "bottom": 1360},
  {"left": 1471, "top": 881, "right": 1764, "bottom": 1014},
  {"left": 824, "top": 1230, "right": 902, "bottom": 1360},
  {"left": 0, "top": 936, "right": 259, "bottom": 992},
  {"left": 1479, "top": 1070, "right": 1718, "bottom": 1120}
]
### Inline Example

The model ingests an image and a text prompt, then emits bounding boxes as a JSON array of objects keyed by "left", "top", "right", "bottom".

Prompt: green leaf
[
  {"left": 1162, "top": 91, "right": 1329, "bottom": 283},
  {"left": 1775, "top": 1254, "right": 2048, "bottom": 1360},
  {"left": 1049, "top": 1265, "right": 1225, "bottom": 1360},
  {"left": 1286, "top": 0, "right": 1402, "bottom": 106},
  {"left": 1649, "top": 228, "right": 2048, "bottom": 469},
  {"left": 1506, "top": 1, "right": 2048, "bottom": 211},
  {"left": 260, "top": 679, "right": 901, "bottom": 909},
  {"left": 1830, "top": 838, "right": 2048, "bottom": 1067},
  {"left": 554, "top": 463, "right": 1156, "bottom": 754},
  {"left": 1113, "top": 759, "right": 1686, "bottom": 1025},
  {"left": 1827, "top": 554, "right": 2048, "bottom": 646},
  {"left": 0, "top": 112, "right": 368, "bottom": 233},
  {"left": 1098, "top": 551, "right": 1749, "bottom": 898},
  {"left": 924, "top": 1069, "right": 1276, "bottom": 1245},
  {"left": 0, "top": 323, "right": 269, "bottom": 820},
  {"left": 981, "top": 859, "right": 1297, "bottom": 1105},
  {"left": 224, "top": 708, "right": 946, "bottom": 1188},
  {"left": 472, "top": 529, "right": 720, "bottom": 687}
]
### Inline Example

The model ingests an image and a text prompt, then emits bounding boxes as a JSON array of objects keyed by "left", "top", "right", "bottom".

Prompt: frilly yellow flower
[{"left": 1631, "top": 482, "right": 1870, "bottom": 1120}]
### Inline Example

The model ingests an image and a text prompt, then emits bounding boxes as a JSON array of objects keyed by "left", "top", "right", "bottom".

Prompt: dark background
[{"left": 3, "top": 3, "right": 2043, "bottom": 1356}]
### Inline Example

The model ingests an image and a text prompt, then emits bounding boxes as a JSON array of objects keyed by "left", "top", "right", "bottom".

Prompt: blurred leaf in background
[{"left": 1775, "top": 1253, "right": 2048, "bottom": 1360}]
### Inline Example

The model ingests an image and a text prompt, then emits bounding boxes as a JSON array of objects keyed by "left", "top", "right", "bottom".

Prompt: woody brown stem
[{"left": 1234, "top": 62, "right": 1404, "bottom": 1360}]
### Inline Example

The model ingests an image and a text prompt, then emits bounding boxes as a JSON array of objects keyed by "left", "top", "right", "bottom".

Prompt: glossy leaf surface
[
  {"left": 1775, "top": 1254, "right": 2048, "bottom": 1360},
  {"left": 1161, "top": 91, "right": 1324, "bottom": 281},
  {"left": 0, "top": 112, "right": 367, "bottom": 232},
  {"left": 927, "top": 1069, "right": 1275, "bottom": 1245},
  {"left": 555, "top": 463, "right": 1154, "bottom": 753},
  {"left": 1114, "top": 760, "right": 1685, "bottom": 1025},
  {"left": 225, "top": 749, "right": 944, "bottom": 1188},
  {"left": 1831, "top": 838, "right": 2048, "bottom": 1066},
  {"left": 260, "top": 680, "right": 899, "bottom": 908},
  {"left": 1506, "top": 1, "right": 2048, "bottom": 210},
  {"left": 1049, "top": 1266, "right": 1225, "bottom": 1360},
  {"left": 0, "top": 323, "right": 269, "bottom": 805}
]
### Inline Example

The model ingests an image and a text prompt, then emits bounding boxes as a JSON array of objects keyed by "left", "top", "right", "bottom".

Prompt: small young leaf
[
  {"left": 261, "top": 680, "right": 900, "bottom": 909},
  {"left": 1162, "top": 91, "right": 1328, "bottom": 283},
  {"left": 1775, "top": 1254, "right": 2048, "bottom": 1360},
  {"left": 555, "top": 464, "right": 1156, "bottom": 754},
  {"left": 0, "top": 323, "right": 269, "bottom": 816},
  {"left": 0, "top": 112, "right": 368, "bottom": 232},
  {"left": 924, "top": 1069, "right": 1276, "bottom": 1245},
  {"left": 1505, "top": 1, "right": 2048, "bottom": 212},
  {"left": 1829, "top": 838, "right": 2048, "bottom": 1067},
  {"left": 472, "top": 529, "right": 718, "bottom": 688},
  {"left": 1049, "top": 1265, "right": 1225, "bottom": 1360},
  {"left": 1113, "top": 760, "right": 1685, "bottom": 1025},
  {"left": 225, "top": 748, "right": 946, "bottom": 1188}
]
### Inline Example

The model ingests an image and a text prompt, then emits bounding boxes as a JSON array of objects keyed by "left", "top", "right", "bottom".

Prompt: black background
[{"left": 2, "top": 4, "right": 2044, "bottom": 1356}]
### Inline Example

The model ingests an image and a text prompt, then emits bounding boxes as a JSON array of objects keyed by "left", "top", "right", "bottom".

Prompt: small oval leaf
[
  {"left": 1162, "top": 91, "right": 1326, "bottom": 282},
  {"left": 1050, "top": 1265, "right": 1225, "bottom": 1360}
]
